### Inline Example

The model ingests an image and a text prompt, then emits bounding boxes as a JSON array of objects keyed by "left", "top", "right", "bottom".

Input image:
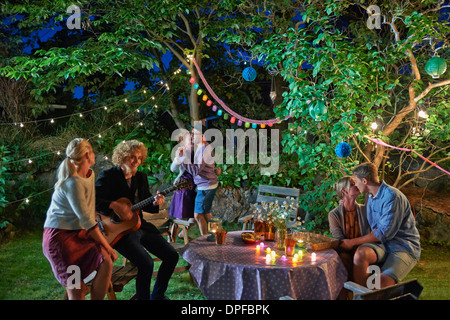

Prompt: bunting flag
[{"left": 191, "top": 58, "right": 292, "bottom": 126}]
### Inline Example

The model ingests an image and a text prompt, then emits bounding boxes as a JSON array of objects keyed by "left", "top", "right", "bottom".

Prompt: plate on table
[{"left": 241, "top": 232, "right": 260, "bottom": 244}]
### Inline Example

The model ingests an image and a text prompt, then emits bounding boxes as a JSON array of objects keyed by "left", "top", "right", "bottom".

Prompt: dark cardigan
[{"left": 95, "top": 166, "right": 160, "bottom": 233}]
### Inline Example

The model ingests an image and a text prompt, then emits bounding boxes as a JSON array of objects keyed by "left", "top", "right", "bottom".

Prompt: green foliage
[
  {"left": 219, "top": 0, "right": 450, "bottom": 227},
  {"left": 1, "top": 0, "right": 449, "bottom": 232}
]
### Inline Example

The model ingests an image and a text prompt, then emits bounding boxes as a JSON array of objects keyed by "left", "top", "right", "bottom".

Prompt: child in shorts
[{"left": 174, "top": 125, "right": 218, "bottom": 235}]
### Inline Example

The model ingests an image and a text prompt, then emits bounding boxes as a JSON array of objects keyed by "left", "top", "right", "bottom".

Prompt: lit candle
[
  {"left": 256, "top": 245, "right": 261, "bottom": 252},
  {"left": 281, "top": 255, "right": 287, "bottom": 261},
  {"left": 271, "top": 251, "right": 276, "bottom": 258},
  {"left": 311, "top": 252, "right": 316, "bottom": 262},
  {"left": 260, "top": 242, "right": 265, "bottom": 248}
]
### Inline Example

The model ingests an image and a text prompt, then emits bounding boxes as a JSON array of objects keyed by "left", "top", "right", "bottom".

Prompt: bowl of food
[{"left": 241, "top": 232, "right": 260, "bottom": 244}]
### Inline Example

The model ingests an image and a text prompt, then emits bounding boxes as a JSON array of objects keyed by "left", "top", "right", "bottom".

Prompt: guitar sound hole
[{"left": 111, "top": 214, "right": 123, "bottom": 224}]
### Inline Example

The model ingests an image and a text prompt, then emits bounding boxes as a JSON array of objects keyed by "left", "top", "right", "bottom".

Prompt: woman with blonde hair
[
  {"left": 328, "top": 176, "right": 370, "bottom": 298},
  {"left": 43, "top": 138, "right": 117, "bottom": 300}
]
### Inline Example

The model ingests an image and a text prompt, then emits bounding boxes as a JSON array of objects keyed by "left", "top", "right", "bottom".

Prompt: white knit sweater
[{"left": 44, "top": 171, "right": 97, "bottom": 230}]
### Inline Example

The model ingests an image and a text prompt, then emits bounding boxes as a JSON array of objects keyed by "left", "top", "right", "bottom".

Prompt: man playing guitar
[{"left": 95, "top": 140, "right": 179, "bottom": 300}]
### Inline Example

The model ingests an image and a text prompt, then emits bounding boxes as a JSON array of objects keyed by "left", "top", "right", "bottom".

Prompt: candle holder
[{"left": 207, "top": 218, "right": 222, "bottom": 234}]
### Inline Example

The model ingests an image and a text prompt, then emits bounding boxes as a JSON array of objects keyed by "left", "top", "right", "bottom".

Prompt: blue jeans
[{"left": 115, "top": 229, "right": 179, "bottom": 300}]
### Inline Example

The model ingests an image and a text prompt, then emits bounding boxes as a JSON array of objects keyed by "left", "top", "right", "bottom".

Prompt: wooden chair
[
  {"left": 63, "top": 203, "right": 194, "bottom": 300},
  {"left": 344, "top": 279, "right": 423, "bottom": 300},
  {"left": 238, "top": 184, "right": 300, "bottom": 230}
]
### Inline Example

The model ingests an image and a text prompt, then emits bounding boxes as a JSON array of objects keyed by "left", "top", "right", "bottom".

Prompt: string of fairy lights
[
  {"left": 1, "top": 68, "right": 181, "bottom": 207},
  {"left": 1, "top": 55, "right": 438, "bottom": 207}
]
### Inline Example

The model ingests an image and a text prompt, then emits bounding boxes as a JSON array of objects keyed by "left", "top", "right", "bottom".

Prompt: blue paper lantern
[
  {"left": 242, "top": 67, "right": 257, "bottom": 81},
  {"left": 335, "top": 142, "right": 352, "bottom": 158}
]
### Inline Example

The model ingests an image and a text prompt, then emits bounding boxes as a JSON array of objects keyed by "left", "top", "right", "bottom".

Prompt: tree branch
[
  {"left": 414, "top": 79, "right": 450, "bottom": 103},
  {"left": 178, "top": 11, "right": 197, "bottom": 48}
]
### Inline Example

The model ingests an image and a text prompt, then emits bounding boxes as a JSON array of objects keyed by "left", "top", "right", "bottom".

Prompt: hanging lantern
[
  {"left": 223, "top": 113, "right": 229, "bottom": 120},
  {"left": 242, "top": 67, "right": 257, "bottom": 81},
  {"left": 309, "top": 100, "right": 328, "bottom": 121},
  {"left": 202, "top": 94, "right": 208, "bottom": 101},
  {"left": 260, "top": 124, "right": 266, "bottom": 128},
  {"left": 217, "top": 109, "right": 223, "bottom": 116},
  {"left": 206, "top": 100, "right": 212, "bottom": 107},
  {"left": 425, "top": 56, "right": 447, "bottom": 79},
  {"left": 237, "top": 120, "right": 243, "bottom": 126},
  {"left": 269, "top": 91, "right": 277, "bottom": 103},
  {"left": 252, "top": 123, "right": 257, "bottom": 129},
  {"left": 212, "top": 105, "right": 218, "bottom": 112},
  {"left": 197, "top": 89, "right": 203, "bottom": 95},
  {"left": 335, "top": 142, "right": 352, "bottom": 158},
  {"left": 194, "top": 83, "right": 199, "bottom": 89},
  {"left": 189, "top": 77, "right": 196, "bottom": 84},
  {"left": 230, "top": 117, "right": 236, "bottom": 124},
  {"left": 245, "top": 122, "right": 250, "bottom": 128}
]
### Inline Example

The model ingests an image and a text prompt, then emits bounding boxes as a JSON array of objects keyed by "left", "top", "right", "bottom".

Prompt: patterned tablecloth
[{"left": 181, "top": 230, "right": 348, "bottom": 300}]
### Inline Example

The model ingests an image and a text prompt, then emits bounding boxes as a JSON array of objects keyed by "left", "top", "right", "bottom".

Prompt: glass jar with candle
[
  {"left": 292, "top": 227, "right": 303, "bottom": 242},
  {"left": 207, "top": 217, "right": 222, "bottom": 234}
]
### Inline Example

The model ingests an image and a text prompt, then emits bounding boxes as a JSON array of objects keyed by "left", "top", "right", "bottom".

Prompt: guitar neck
[{"left": 130, "top": 186, "right": 175, "bottom": 212}]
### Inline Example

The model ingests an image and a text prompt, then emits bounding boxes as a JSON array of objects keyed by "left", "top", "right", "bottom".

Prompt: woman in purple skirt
[
  {"left": 42, "top": 138, "right": 117, "bottom": 299},
  {"left": 169, "top": 132, "right": 196, "bottom": 238}
]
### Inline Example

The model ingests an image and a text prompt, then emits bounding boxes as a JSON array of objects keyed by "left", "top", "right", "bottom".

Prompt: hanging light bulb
[
  {"left": 418, "top": 110, "right": 429, "bottom": 119},
  {"left": 371, "top": 122, "right": 378, "bottom": 130}
]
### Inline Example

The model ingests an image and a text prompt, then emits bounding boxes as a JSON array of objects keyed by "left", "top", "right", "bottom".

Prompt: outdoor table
[{"left": 181, "top": 230, "right": 348, "bottom": 300}]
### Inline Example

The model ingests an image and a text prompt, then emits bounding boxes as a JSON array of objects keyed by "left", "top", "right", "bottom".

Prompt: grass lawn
[{"left": 0, "top": 226, "right": 449, "bottom": 300}]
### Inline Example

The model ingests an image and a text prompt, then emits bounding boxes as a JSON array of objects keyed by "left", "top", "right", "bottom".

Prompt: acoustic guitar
[{"left": 96, "top": 180, "right": 191, "bottom": 246}]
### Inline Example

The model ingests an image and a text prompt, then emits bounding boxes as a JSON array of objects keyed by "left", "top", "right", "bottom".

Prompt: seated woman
[
  {"left": 42, "top": 138, "right": 117, "bottom": 300},
  {"left": 328, "top": 176, "right": 371, "bottom": 297}
]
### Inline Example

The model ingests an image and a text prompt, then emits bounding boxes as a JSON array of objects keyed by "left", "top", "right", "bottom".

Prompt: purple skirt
[
  {"left": 42, "top": 227, "right": 103, "bottom": 287},
  {"left": 169, "top": 172, "right": 196, "bottom": 219}
]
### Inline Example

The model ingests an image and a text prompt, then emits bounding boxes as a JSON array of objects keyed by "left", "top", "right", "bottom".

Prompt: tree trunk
[{"left": 189, "top": 54, "right": 202, "bottom": 126}]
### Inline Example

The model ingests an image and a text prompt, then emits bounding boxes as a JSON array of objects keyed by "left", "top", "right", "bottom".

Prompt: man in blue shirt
[{"left": 339, "top": 162, "right": 420, "bottom": 289}]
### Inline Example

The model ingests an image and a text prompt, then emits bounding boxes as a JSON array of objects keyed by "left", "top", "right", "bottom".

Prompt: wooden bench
[
  {"left": 63, "top": 206, "right": 193, "bottom": 300},
  {"left": 238, "top": 184, "right": 300, "bottom": 230}
]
